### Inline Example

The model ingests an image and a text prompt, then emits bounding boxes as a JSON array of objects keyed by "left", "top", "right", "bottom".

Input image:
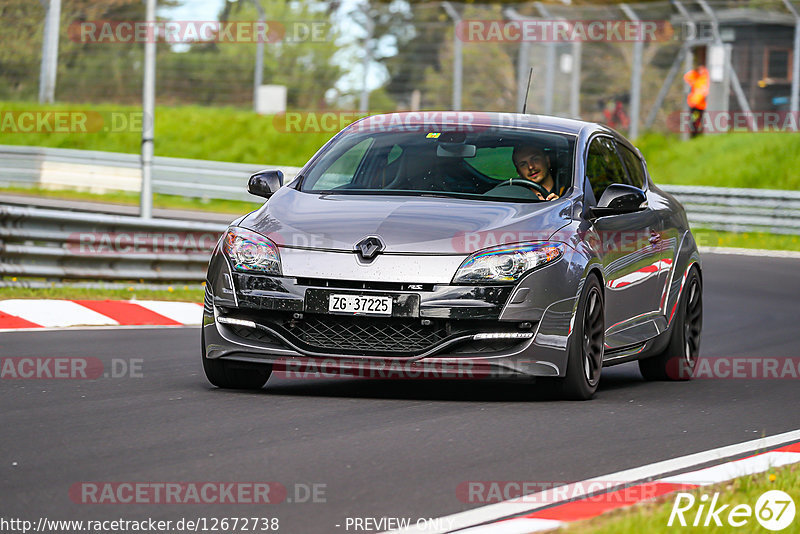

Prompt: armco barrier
[
  {"left": 0, "top": 204, "right": 226, "bottom": 282},
  {"left": 0, "top": 144, "right": 301, "bottom": 203},
  {"left": 1, "top": 146, "right": 799, "bottom": 284},
  {"left": 660, "top": 184, "right": 800, "bottom": 235},
  {"left": 3, "top": 144, "right": 799, "bottom": 234}
]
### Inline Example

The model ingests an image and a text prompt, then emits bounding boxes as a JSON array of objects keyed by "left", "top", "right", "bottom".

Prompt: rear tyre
[
  {"left": 639, "top": 266, "right": 702, "bottom": 381},
  {"left": 558, "top": 275, "right": 605, "bottom": 400},
  {"left": 202, "top": 329, "right": 272, "bottom": 389}
]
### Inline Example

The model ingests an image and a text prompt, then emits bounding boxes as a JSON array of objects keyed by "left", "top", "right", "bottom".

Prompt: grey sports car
[{"left": 202, "top": 112, "right": 702, "bottom": 399}]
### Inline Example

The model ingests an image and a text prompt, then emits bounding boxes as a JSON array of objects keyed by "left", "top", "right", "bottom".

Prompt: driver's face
[{"left": 513, "top": 147, "right": 550, "bottom": 184}]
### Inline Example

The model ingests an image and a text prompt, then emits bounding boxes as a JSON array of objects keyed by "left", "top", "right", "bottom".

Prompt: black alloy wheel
[
  {"left": 639, "top": 267, "right": 702, "bottom": 381},
  {"left": 558, "top": 275, "right": 605, "bottom": 400},
  {"left": 582, "top": 286, "right": 605, "bottom": 388}
]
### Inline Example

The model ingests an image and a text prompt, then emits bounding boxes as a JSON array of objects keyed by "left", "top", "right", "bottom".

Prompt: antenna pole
[{"left": 522, "top": 68, "right": 533, "bottom": 114}]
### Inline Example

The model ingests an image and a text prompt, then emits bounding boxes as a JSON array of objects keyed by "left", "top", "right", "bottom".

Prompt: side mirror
[
  {"left": 590, "top": 183, "right": 647, "bottom": 218},
  {"left": 247, "top": 169, "right": 284, "bottom": 199}
]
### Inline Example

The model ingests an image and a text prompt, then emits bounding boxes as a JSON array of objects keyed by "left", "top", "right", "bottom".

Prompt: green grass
[
  {"left": 692, "top": 228, "right": 800, "bottom": 252},
  {"left": 0, "top": 286, "right": 204, "bottom": 302},
  {"left": 637, "top": 132, "right": 800, "bottom": 190},
  {"left": 0, "top": 101, "right": 335, "bottom": 166},
  {"left": 568, "top": 462, "right": 800, "bottom": 533}
]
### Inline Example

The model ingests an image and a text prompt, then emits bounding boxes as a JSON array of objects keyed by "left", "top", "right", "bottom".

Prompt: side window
[
  {"left": 617, "top": 144, "right": 646, "bottom": 190},
  {"left": 313, "top": 138, "right": 372, "bottom": 189},
  {"left": 585, "top": 137, "right": 626, "bottom": 202},
  {"left": 387, "top": 144, "right": 402, "bottom": 165}
]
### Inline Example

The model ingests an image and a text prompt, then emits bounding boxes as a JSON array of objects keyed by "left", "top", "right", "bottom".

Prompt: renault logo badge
[{"left": 355, "top": 236, "right": 384, "bottom": 261}]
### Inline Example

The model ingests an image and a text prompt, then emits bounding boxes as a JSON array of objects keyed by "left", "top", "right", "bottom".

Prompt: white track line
[
  {"left": 383, "top": 428, "right": 800, "bottom": 534},
  {"left": 698, "top": 246, "right": 800, "bottom": 259},
  {"left": 660, "top": 451, "right": 800, "bottom": 485},
  {"left": 467, "top": 448, "right": 800, "bottom": 534},
  {"left": 0, "top": 324, "right": 196, "bottom": 334},
  {"left": 457, "top": 519, "right": 563, "bottom": 534}
]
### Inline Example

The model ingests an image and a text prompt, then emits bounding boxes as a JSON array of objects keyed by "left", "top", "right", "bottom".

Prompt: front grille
[
  {"left": 449, "top": 338, "right": 523, "bottom": 354},
  {"left": 229, "top": 325, "right": 282, "bottom": 345},
  {"left": 295, "top": 278, "right": 434, "bottom": 292},
  {"left": 289, "top": 315, "right": 448, "bottom": 354},
  {"left": 223, "top": 311, "right": 534, "bottom": 357}
]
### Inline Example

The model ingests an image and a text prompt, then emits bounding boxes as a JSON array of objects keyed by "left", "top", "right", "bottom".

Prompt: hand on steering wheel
[{"left": 499, "top": 178, "right": 552, "bottom": 199}]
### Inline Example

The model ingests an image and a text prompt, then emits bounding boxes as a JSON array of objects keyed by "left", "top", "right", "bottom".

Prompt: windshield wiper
[{"left": 416, "top": 192, "right": 465, "bottom": 199}]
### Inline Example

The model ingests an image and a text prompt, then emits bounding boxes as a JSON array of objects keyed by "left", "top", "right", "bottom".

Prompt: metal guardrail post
[
  {"left": 140, "top": 0, "right": 156, "bottom": 220},
  {"left": 505, "top": 6, "right": 580, "bottom": 118},
  {"left": 442, "top": 2, "right": 463, "bottom": 112},
  {"left": 696, "top": 0, "right": 755, "bottom": 130},
  {"left": 38, "top": 0, "right": 61, "bottom": 104},
  {"left": 251, "top": 0, "right": 266, "bottom": 113},
  {"left": 620, "top": 4, "right": 643, "bottom": 139},
  {"left": 359, "top": 6, "right": 374, "bottom": 115},
  {"left": 569, "top": 40, "right": 582, "bottom": 119},
  {"left": 535, "top": 3, "right": 556, "bottom": 116},
  {"left": 782, "top": 0, "right": 800, "bottom": 114},
  {"left": 504, "top": 8, "right": 532, "bottom": 114}
]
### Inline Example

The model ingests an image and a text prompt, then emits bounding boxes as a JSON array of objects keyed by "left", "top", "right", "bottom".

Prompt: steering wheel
[{"left": 497, "top": 178, "right": 550, "bottom": 198}]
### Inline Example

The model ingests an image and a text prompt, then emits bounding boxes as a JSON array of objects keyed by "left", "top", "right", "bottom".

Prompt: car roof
[{"left": 345, "top": 111, "right": 614, "bottom": 137}]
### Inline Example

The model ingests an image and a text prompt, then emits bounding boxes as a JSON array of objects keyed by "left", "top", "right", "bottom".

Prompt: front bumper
[{"left": 203, "top": 257, "right": 581, "bottom": 378}]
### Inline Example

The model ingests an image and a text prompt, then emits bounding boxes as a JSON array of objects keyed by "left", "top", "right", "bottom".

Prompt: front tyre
[
  {"left": 558, "top": 275, "right": 605, "bottom": 400},
  {"left": 639, "top": 266, "right": 702, "bottom": 381},
  {"left": 201, "top": 329, "right": 272, "bottom": 389}
]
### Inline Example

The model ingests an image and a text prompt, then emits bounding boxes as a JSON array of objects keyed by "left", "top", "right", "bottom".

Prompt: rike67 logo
[{"left": 669, "top": 490, "right": 796, "bottom": 531}]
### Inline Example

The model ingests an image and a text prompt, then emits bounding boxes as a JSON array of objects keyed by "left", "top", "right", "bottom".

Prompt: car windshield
[{"left": 299, "top": 127, "right": 577, "bottom": 202}]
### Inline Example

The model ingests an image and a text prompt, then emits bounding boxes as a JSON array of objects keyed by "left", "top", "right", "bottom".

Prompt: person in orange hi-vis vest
[{"left": 684, "top": 64, "right": 709, "bottom": 137}]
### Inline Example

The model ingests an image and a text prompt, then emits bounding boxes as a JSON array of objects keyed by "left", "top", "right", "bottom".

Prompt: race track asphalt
[{"left": 1, "top": 253, "right": 799, "bottom": 533}]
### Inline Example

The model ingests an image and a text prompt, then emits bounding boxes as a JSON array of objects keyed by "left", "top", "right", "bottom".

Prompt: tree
[
  {"left": 158, "top": 0, "right": 343, "bottom": 108},
  {"left": 419, "top": 3, "right": 516, "bottom": 111}
]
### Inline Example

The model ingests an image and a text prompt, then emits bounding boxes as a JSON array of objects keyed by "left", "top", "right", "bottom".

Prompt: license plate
[{"left": 328, "top": 294, "right": 393, "bottom": 316}]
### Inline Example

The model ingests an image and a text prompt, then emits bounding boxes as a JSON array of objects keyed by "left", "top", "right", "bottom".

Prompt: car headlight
[
  {"left": 452, "top": 242, "right": 564, "bottom": 284},
  {"left": 222, "top": 227, "right": 282, "bottom": 275}
]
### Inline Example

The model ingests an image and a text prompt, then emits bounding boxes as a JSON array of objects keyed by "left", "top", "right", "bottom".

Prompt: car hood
[{"left": 240, "top": 187, "right": 573, "bottom": 254}]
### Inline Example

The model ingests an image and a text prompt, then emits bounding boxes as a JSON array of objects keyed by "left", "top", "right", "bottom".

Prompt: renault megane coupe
[{"left": 201, "top": 112, "right": 702, "bottom": 399}]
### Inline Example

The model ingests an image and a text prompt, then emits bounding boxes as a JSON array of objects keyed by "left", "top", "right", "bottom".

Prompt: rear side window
[
  {"left": 585, "top": 137, "right": 626, "bottom": 202},
  {"left": 617, "top": 144, "right": 647, "bottom": 190}
]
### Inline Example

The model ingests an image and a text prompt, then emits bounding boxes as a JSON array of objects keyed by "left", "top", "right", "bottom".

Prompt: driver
[{"left": 512, "top": 145, "right": 564, "bottom": 200}]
